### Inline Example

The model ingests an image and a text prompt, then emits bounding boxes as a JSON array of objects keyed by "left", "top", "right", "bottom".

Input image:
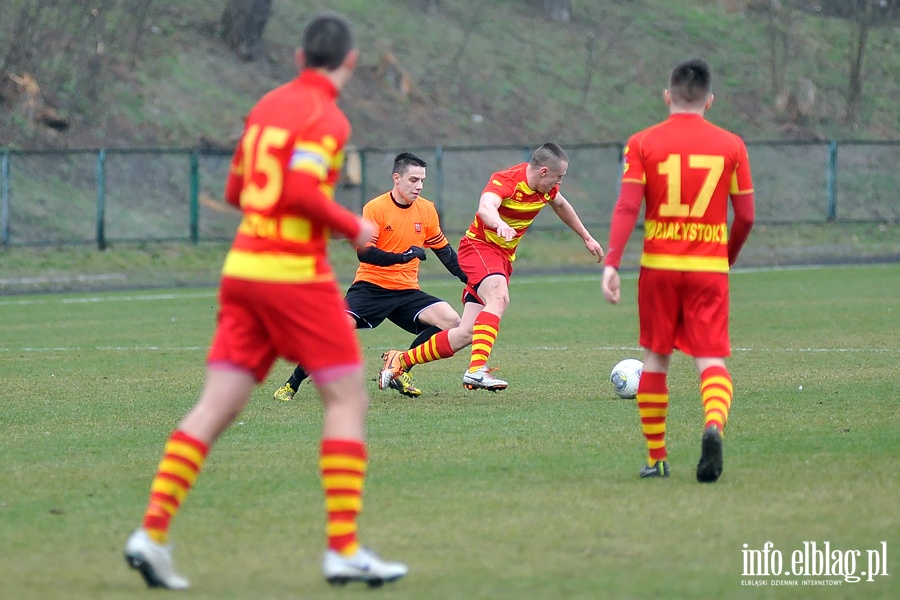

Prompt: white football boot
[
  {"left": 124, "top": 528, "right": 190, "bottom": 590},
  {"left": 323, "top": 546, "right": 408, "bottom": 587},
  {"left": 462, "top": 366, "right": 508, "bottom": 391}
]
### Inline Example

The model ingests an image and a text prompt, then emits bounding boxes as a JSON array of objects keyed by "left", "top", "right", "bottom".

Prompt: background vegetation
[{"left": 1, "top": 0, "right": 898, "bottom": 151}]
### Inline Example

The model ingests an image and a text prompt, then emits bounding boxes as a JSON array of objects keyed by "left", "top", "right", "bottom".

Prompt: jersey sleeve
[
  {"left": 423, "top": 203, "right": 449, "bottom": 249},
  {"left": 621, "top": 136, "right": 647, "bottom": 185},
  {"left": 361, "top": 199, "right": 382, "bottom": 246},
  {"left": 482, "top": 171, "right": 517, "bottom": 199},
  {"left": 730, "top": 138, "right": 754, "bottom": 196}
]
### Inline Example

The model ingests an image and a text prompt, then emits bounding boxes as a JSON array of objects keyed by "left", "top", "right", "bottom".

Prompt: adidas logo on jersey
[{"left": 384, "top": 225, "right": 393, "bottom": 232}]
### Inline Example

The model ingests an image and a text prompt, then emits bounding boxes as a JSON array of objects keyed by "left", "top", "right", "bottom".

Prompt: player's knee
[
  {"left": 486, "top": 293, "right": 509, "bottom": 314},
  {"left": 437, "top": 314, "right": 461, "bottom": 330}
]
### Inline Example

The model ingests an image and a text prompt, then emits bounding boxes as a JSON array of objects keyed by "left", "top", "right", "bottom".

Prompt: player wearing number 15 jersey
[
  {"left": 124, "top": 13, "right": 408, "bottom": 592},
  {"left": 601, "top": 57, "right": 755, "bottom": 484}
]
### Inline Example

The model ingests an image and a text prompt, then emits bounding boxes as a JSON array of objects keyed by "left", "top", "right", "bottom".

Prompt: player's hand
[
  {"left": 584, "top": 235, "right": 605, "bottom": 263},
  {"left": 601, "top": 265, "right": 620, "bottom": 304},
  {"left": 495, "top": 222, "right": 516, "bottom": 242},
  {"left": 352, "top": 219, "right": 377, "bottom": 249},
  {"left": 401, "top": 246, "right": 427, "bottom": 262}
]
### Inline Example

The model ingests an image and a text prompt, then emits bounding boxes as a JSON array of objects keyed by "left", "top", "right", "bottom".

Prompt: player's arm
[
  {"left": 476, "top": 192, "right": 517, "bottom": 242},
  {"left": 603, "top": 182, "right": 643, "bottom": 270},
  {"left": 728, "top": 192, "right": 755, "bottom": 266},
  {"left": 357, "top": 245, "right": 425, "bottom": 265},
  {"left": 547, "top": 192, "right": 605, "bottom": 262},
  {"left": 432, "top": 244, "right": 467, "bottom": 283},
  {"left": 726, "top": 143, "right": 756, "bottom": 266},
  {"left": 278, "top": 135, "right": 364, "bottom": 241},
  {"left": 223, "top": 139, "right": 244, "bottom": 207},
  {"left": 602, "top": 182, "right": 644, "bottom": 305},
  {"left": 282, "top": 170, "right": 362, "bottom": 240}
]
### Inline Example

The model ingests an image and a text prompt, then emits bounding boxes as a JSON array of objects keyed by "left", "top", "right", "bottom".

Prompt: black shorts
[{"left": 343, "top": 281, "right": 446, "bottom": 335}]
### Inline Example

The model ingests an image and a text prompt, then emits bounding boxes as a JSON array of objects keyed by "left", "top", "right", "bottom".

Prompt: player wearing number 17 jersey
[
  {"left": 123, "top": 13, "right": 407, "bottom": 592},
  {"left": 601, "top": 57, "right": 755, "bottom": 484}
]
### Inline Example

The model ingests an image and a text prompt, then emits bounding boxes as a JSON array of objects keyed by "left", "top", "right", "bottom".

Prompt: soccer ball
[{"left": 610, "top": 358, "right": 643, "bottom": 399}]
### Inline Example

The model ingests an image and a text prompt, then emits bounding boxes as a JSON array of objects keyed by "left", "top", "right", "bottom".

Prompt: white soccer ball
[{"left": 610, "top": 358, "right": 643, "bottom": 399}]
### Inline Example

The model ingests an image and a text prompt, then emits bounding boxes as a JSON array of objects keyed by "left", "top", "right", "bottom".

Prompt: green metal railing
[{"left": 0, "top": 141, "right": 897, "bottom": 249}]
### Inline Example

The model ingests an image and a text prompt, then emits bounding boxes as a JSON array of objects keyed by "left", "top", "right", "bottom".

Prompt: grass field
[{"left": 1, "top": 265, "right": 898, "bottom": 599}]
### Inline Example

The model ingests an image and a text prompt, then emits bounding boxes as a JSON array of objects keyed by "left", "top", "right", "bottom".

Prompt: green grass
[
  {"left": 2, "top": 224, "right": 898, "bottom": 295},
  {"left": 1, "top": 265, "right": 898, "bottom": 599}
]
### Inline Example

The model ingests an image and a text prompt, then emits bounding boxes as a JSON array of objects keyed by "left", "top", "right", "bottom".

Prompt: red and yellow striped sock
[
  {"left": 636, "top": 371, "right": 669, "bottom": 464},
  {"left": 468, "top": 311, "right": 500, "bottom": 373},
  {"left": 142, "top": 430, "right": 209, "bottom": 544},
  {"left": 401, "top": 329, "right": 455, "bottom": 368},
  {"left": 701, "top": 366, "right": 733, "bottom": 432},
  {"left": 321, "top": 439, "right": 366, "bottom": 556}
]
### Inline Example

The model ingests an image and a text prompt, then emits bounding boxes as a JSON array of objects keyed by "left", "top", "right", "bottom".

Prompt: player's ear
[
  {"left": 663, "top": 89, "right": 671, "bottom": 106},
  {"left": 705, "top": 93, "right": 714, "bottom": 111},
  {"left": 294, "top": 48, "right": 305, "bottom": 70},
  {"left": 343, "top": 48, "right": 359, "bottom": 71}
]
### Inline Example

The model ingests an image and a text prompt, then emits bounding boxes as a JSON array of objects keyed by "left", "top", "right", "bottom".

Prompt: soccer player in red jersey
[
  {"left": 271, "top": 152, "right": 466, "bottom": 401},
  {"left": 124, "top": 13, "right": 408, "bottom": 589},
  {"left": 380, "top": 143, "right": 605, "bottom": 392},
  {"left": 601, "top": 57, "right": 756, "bottom": 483}
]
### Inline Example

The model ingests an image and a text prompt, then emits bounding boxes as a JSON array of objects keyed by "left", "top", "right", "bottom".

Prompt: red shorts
[
  {"left": 207, "top": 277, "right": 361, "bottom": 382},
  {"left": 637, "top": 268, "right": 731, "bottom": 357},
  {"left": 457, "top": 236, "right": 513, "bottom": 304}
]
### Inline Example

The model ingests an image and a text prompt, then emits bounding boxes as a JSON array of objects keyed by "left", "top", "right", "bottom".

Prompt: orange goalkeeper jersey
[
  {"left": 353, "top": 192, "right": 450, "bottom": 290},
  {"left": 623, "top": 113, "right": 754, "bottom": 273}
]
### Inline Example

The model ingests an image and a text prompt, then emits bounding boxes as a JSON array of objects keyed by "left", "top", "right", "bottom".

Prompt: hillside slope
[{"left": 1, "top": 0, "right": 898, "bottom": 151}]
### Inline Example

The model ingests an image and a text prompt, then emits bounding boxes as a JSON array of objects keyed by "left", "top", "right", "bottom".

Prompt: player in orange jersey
[
  {"left": 124, "top": 13, "right": 408, "bottom": 590},
  {"left": 380, "top": 143, "right": 605, "bottom": 392},
  {"left": 272, "top": 151, "right": 467, "bottom": 401},
  {"left": 601, "top": 57, "right": 756, "bottom": 483}
]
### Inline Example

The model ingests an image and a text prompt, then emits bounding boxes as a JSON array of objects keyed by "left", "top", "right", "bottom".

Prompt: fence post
[
  {"left": 358, "top": 149, "right": 367, "bottom": 212},
  {"left": 434, "top": 145, "right": 444, "bottom": 220},
  {"left": 96, "top": 149, "right": 107, "bottom": 250},
  {"left": 827, "top": 140, "right": 838, "bottom": 221},
  {"left": 1, "top": 150, "right": 9, "bottom": 247},
  {"left": 189, "top": 150, "right": 200, "bottom": 244}
]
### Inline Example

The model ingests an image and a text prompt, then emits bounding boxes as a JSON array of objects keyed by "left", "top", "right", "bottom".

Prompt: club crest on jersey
[{"left": 414, "top": 223, "right": 422, "bottom": 233}]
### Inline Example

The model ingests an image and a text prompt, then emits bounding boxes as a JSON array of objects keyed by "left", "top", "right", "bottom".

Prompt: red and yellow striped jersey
[
  {"left": 465, "top": 163, "right": 557, "bottom": 261},
  {"left": 623, "top": 113, "right": 754, "bottom": 273},
  {"left": 221, "top": 69, "right": 358, "bottom": 284},
  {"left": 354, "top": 192, "right": 449, "bottom": 290}
]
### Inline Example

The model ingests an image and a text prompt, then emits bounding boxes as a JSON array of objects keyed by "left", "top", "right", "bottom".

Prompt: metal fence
[{"left": 1, "top": 141, "right": 898, "bottom": 248}]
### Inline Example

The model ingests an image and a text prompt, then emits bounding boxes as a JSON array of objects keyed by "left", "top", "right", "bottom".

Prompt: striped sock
[
  {"left": 636, "top": 372, "right": 669, "bottom": 464},
  {"left": 321, "top": 439, "right": 366, "bottom": 556},
  {"left": 142, "top": 430, "right": 209, "bottom": 544},
  {"left": 401, "top": 329, "right": 455, "bottom": 368},
  {"left": 468, "top": 311, "right": 500, "bottom": 373},
  {"left": 701, "top": 366, "right": 733, "bottom": 432}
]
